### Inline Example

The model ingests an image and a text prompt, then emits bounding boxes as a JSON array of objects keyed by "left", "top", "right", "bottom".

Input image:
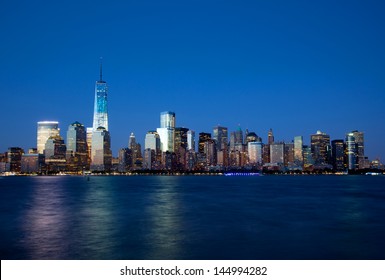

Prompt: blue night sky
[{"left": 1, "top": 0, "right": 385, "bottom": 160}]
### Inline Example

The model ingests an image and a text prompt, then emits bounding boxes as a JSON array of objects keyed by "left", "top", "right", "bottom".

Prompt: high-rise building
[
  {"left": 160, "top": 111, "right": 175, "bottom": 129},
  {"left": 128, "top": 132, "right": 142, "bottom": 169},
  {"left": 351, "top": 130, "right": 365, "bottom": 169},
  {"left": 198, "top": 132, "right": 211, "bottom": 155},
  {"left": 213, "top": 126, "right": 228, "bottom": 151},
  {"left": 245, "top": 132, "right": 261, "bottom": 144},
  {"left": 66, "top": 121, "right": 88, "bottom": 171},
  {"left": 92, "top": 61, "right": 109, "bottom": 131},
  {"left": 331, "top": 139, "right": 345, "bottom": 171},
  {"left": 270, "top": 142, "right": 285, "bottom": 165},
  {"left": 263, "top": 129, "right": 274, "bottom": 164},
  {"left": 345, "top": 132, "right": 356, "bottom": 170},
  {"left": 90, "top": 126, "right": 112, "bottom": 171},
  {"left": 187, "top": 130, "right": 195, "bottom": 151},
  {"left": 44, "top": 135, "right": 67, "bottom": 172},
  {"left": 310, "top": 130, "right": 331, "bottom": 165},
  {"left": 21, "top": 153, "right": 44, "bottom": 174},
  {"left": 7, "top": 147, "right": 24, "bottom": 172},
  {"left": 157, "top": 111, "right": 175, "bottom": 153},
  {"left": 86, "top": 127, "right": 93, "bottom": 165},
  {"left": 284, "top": 143, "right": 294, "bottom": 167},
  {"left": 248, "top": 141, "right": 263, "bottom": 165},
  {"left": 37, "top": 121, "right": 60, "bottom": 154},
  {"left": 303, "top": 145, "right": 314, "bottom": 168},
  {"left": 268, "top": 128, "right": 274, "bottom": 145},
  {"left": 118, "top": 148, "right": 132, "bottom": 172},
  {"left": 145, "top": 131, "right": 161, "bottom": 151},
  {"left": 294, "top": 136, "right": 303, "bottom": 167},
  {"left": 175, "top": 127, "right": 189, "bottom": 168},
  {"left": 175, "top": 127, "right": 189, "bottom": 150},
  {"left": 230, "top": 126, "right": 243, "bottom": 152},
  {"left": 204, "top": 139, "right": 217, "bottom": 166}
]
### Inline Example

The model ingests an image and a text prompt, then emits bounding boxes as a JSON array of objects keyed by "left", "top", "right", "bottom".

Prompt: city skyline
[{"left": 1, "top": 0, "right": 385, "bottom": 160}]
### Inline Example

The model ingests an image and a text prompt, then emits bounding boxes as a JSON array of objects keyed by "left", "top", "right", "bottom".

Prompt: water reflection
[
  {"left": 75, "top": 177, "right": 117, "bottom": 259},
  {"left": 22, "top": 177, "right": 71, "bottom": 259},
  {"left": 145, "top": 176, "right": 183, "bottom": 259}
]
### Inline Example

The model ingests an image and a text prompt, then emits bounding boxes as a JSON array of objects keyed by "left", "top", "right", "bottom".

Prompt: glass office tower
[
  {"left": 157, "top": 111, "right": 175, "bottom": 153},
  {"left": 92, "top": 62, "right": 108, "bottom": 131},
  {"left": 37, "top": 121, "right": 60, "bottom": 154}
]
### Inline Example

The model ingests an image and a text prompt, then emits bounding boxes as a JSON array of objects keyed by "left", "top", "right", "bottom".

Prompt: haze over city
[{"left": 1, "top": 0, "right": 385, "bottom": 161}]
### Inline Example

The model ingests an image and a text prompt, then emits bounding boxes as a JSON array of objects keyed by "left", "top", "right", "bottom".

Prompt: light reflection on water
[
  {"left": 0, "top": 175, "right": 385, "bottom": 259},
  {"left": 145, "top": 176, "right": 183, "bottom": 259}
]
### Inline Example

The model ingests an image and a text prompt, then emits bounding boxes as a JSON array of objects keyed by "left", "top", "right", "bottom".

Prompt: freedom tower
[
  {"left": 90, "top": 60, "right": 112, "bottom": 171},
  {"left": 92, "top": 60, "right": 108, "bottom": 131}
]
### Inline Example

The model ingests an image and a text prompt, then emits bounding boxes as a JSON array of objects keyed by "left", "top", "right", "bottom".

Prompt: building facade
[
  {"left": 92, "top": 63, "right": 109, "bottom": 131},
  {"left": 37, "top": 121, "right": 60, "bottom": 154}
]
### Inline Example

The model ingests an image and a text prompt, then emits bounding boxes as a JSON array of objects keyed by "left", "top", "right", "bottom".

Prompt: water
[{"left": 0, "top": 175, "right": 385, "bottom": 260}]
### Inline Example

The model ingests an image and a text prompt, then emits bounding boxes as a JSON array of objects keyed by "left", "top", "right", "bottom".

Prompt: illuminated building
[
  {"left": 37, "top": 121, "right": 60, "bottom": 154},
  {"left": 86, "top": 127, "right": 93, "bottom": 166},
  {"left": 270, "top": 142, "right": 285, "bottom": 165},
  {"left": 44, "top": 135, "right": 67, "bottom": 172},
  {"left": 92, "top": 61, "right": 109, "bottom": 131},
  {"left": 204, "top": 139, "right": 217, "bottom": 166},
  {"left": 268, "top": 128, "right": 274, "bottom": 145},
  {"left": 187, "top": 130, "right": 195, "bottom": 151},
  {"left": 7, "top": 147, "right": 24, "bottom": 172},
  {"left": 345, "top": 131, "right": 365, "bottom": 171},
  {"left": 145, "top": 131, "right": 160, "bottom": 151},
  {"left": 157, "top": 111, "right": 175, "bottom": 153},
  {"left": 128, "top": 132, "right": 142, "bottom": 169},
  {"left": 284, "top": 143, "right": 294, "bottom": 167},
  {"left": 310, "top": 130, "right": 331, "bottom": 165},
  {"left": 90, "top": 126, "right": 112, "bottom": 171},
  {"left": 248, "top": 141, "right": 263, "bottom": 165},
  {"left": 230, "top": 126, "right": 243, "bottom": 152},
  {"left": 66, "top": 121, "right": 88, "bottom": 171},
  {"left": 294, "top": 136, "right": 303, "bottom": 167},
  {"left": 213, "top": 126, "right": 228, "bottom": 151},
  {"left": 351, "top": 130, "right": 365, "bottom": 169},
  {"left": 331, "top": 139, "right": 345, "bottom": 171},
  {"left": 21, "top": 153, "right": 44, "bottom": 173},
  {"left": 198, "top": 132, "right": 211, "bottom": 155}
]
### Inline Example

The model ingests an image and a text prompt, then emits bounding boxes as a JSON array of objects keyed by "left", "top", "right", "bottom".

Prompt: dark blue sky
[{"left": 1, "top": 0, "right": 385, "bottom": 161}]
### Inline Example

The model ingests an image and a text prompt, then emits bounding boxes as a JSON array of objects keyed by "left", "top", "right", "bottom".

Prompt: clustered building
[{"left": 1, "top": 65, "right": 383, "bottom": 174}]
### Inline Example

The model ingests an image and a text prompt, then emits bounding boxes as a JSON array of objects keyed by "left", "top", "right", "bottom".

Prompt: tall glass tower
[
  {"left": 37, "top": 121, "right": 60, "bottom": 154},
  {"left": 157, "top": 111, "right": 175, "bottom": 152},
  {"left": 92, "top": 61, "right": 108, "bottom": 131}
]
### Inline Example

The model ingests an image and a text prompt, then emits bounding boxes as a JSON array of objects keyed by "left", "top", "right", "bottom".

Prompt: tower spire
[{"left": 99, "top": 57, "right": 103, "bottom": 82}]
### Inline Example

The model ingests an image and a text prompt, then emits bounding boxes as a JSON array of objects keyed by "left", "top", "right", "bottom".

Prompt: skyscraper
[
  {"left": 213, "top": 126, "right": 228, "bottom": 151},
  {"left": 351, "top": 130, "right": 365, "bottom": 169},
  {"left": 331, "top": 139, "right": 345, "bottom": 171},
  {"left": 37, "top": 121, "right": 60, "bottom": 154},
  {"left": 90, "top": 62, "right": 111, "bottom": 171},
  {"left": 145, "top": 131, "right": 161, "bottom": 151},
  {"left": 345, "top": 132, "right": 357, "bottom": 170},
  {"left": 270, "top": 142, "right": 285, "bottom": 165},
  {"left": 187, "top": 130, "right": 195, "bottom": 151},
  {"left": 198, "top": 132, "right": 211, "bottom": 155},
  {"left": 66, "top": 121, "right": 88, "bottom": 171},
  {"left": 157, "top": 111, "right": 175, "bottom": 153},
  {"left": 248, "top": 141, "right": 263, "bottom": 165},
  {"left": 310, "top": 130, "right": 331, "bottom": 165},
  {"left": 90, "top": 126, "right": 112, "bottom": 171},
  {"left": 92, "top": 61, "right": 109, "bottom": 131},
  {"left": 268, "top": 128, "right": 274, "bottom": 145},
  {"left": 294, "top": 136, "right": 303, "bottom": 168},
  {"left": 44, "top": 135, "right": 67, "bottom": 172},
  {"left": 7, "top": 147, "right": 24, "bottom": 172}
]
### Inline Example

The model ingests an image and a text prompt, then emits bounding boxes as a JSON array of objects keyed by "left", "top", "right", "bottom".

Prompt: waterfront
[{"left": 1, "top": 175, "right": 385, "bottom": 260}]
